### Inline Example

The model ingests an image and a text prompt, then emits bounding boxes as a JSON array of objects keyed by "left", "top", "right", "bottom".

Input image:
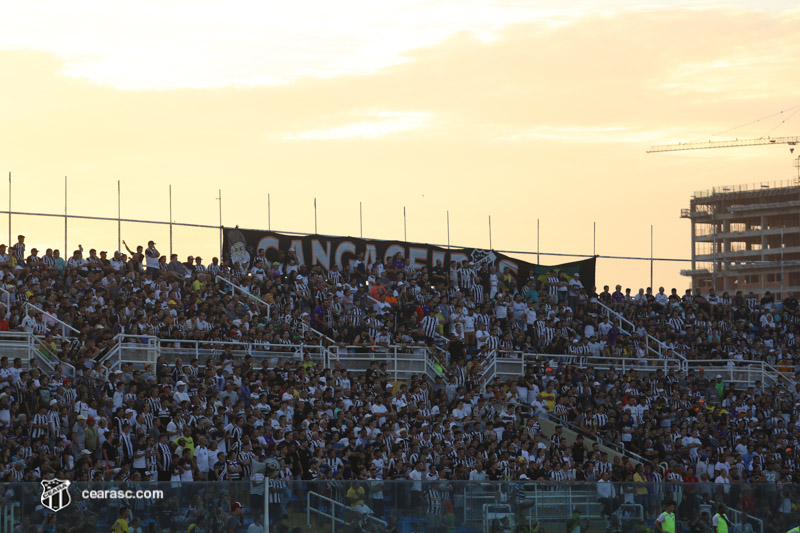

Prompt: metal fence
[{"left": 3, "top": 480, "right": 796, "bottom": 533}]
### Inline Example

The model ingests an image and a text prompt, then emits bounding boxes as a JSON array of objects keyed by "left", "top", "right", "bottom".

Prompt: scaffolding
[{"left": 681, "top": 182, "right": 800, "bottom": 297}]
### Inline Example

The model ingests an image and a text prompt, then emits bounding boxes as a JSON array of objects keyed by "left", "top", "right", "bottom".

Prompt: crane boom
[{"left": 647, "top": 135, "right": 800, "bottom": 153}]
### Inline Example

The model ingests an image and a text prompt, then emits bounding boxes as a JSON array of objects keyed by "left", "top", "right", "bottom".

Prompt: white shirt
[
  {"left": 195, "top": 446, "right": 210, "bottom": 472},
  {"left": 469, "top": 469, "right": 487, "bottom": 481},
  {"left": 597, "top": 479, "right": 614, "bottom": 498},
  {"left": 174, "top": 391, "right": 190, "bottom": 403},
  {"left": 371, "top": 404, "right": 388, "bottom": 425}
]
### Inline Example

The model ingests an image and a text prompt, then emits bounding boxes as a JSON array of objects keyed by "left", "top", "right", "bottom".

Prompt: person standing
[
  {"left": 655, "top": 501, "right": 676, "bottom": 533},
  {"left": 111, "top": 507, "right": 130, "bottom": 533},
  {"left": 13, "top": 235, "right": 25, "bottom": 266},
  {"left": 156, "top": 433, "right": 172, "bottom": 482},
  {"left": 145, "top": 240, "right": 160, "bottom": 276},
  {"left": 711, "top": 503, "right": 730, "bottom": 533},
  {"left": 227, "top": 502, "right": 244, "bottom": 533}
]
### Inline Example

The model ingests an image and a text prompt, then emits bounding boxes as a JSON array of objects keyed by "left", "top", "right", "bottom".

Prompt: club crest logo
[
  {"left": 470, "top": 249, "right": 497, "bottom": 269},
  {"left": 40, "top": 478, "right": 71, "bottom": 512}
]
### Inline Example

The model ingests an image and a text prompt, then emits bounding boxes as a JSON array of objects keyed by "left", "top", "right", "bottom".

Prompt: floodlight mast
[{"left": 647, "top": 136, "right": 800, "bottom": 153}]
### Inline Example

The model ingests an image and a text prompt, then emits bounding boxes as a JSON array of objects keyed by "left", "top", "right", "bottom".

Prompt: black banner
[{"left": 223, "top": 228, "right": 596, "bottom": 290}]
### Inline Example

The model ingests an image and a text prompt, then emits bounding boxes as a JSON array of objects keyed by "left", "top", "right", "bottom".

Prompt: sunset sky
[{"left": 1, "top": 0, "right": 799, "bottom": 290}]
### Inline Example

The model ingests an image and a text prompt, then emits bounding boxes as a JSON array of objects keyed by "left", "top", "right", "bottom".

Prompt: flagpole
[
  {"left": 6, "top": 172, "right": 10, "bottom": 248},
  {"left": 64, "top": 176, "right": 68, "bottom": 255},
  {"left": 117, "top": 180, "right": 121, "bottom": 252},
  {"left": 169, "top": 185, "right": 173, "bottom": 257}
]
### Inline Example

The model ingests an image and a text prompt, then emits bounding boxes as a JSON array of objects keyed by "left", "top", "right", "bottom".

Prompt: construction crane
[{"left": 647, "top": 136, "right": 800, "bottom": 153}]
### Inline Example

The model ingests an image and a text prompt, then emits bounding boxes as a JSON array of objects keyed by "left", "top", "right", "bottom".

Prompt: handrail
[
  {"left": 595, "top": 300, "right": 687, "bottom": 363},
  {"left": 685, "top": 359, "right": 796, "bottom": 389},
  {"left": 0, "top": 286, "right": 11, "bottom": 318},
  {"left": 763, "top": 361, "right": 796, "bottom": 386},
  {"left": 214, "top": 275, "right": 271, "bottom": 320},
  {"left": 306, "top": 490, "right": 387, "bottom": 530},
  {"left": 23, "top": 302, "right": 80, "bottom": 335},
  {"left": 539, "top": 410, "right": 653, "bottom": 467},
  {"left": 299, "top": 319, "right": 338, "bottom": 347},
  {"left": 29, "top": 334, "right": 76, "bottom": 377},
  {"left": 478, "top": 350, "right": 497, "bottom": 392}
]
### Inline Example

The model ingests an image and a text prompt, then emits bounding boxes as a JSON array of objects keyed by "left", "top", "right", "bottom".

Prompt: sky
[{"left": 1, "top": 0, "right": 800, "bottom": 290}]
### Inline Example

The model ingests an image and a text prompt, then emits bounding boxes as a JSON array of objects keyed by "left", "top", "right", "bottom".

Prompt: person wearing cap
[
  {"left": 174, "top": 381, "right": 190, "bottom": 403},
  {"left": 26, "top": 247, "right": 42, "bottom": 269},
  {"left": 144, "top": 240, "right": 160, "bottom": 276},
  {"left": 72, "top": 414, "right": 87, "bottom": 451},
  {"left": 228, "top": 501, "right": 244, "bottom": 533},
  {"left": 714, "top": 375, "right": 725, "bottom": 401}
]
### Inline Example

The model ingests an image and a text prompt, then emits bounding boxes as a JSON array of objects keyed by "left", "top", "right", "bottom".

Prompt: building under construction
[{"left": 681, "top": 179, "right": 800, "bottom": 298}]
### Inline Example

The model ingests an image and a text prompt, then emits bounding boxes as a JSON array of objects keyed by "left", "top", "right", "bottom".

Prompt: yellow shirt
[
  {"left": 346, "top": 486, "right": 365, "bottom": 506},
  {"left": 174, "top": 436, "right": 195, "bottom": 456},
  {"left": 633, "top": 472, "right": 648, "bottom": 495},
  {"left": 111, "top": 518, "right": 129, "bottom": 533},
  {"left": 541, "top": 392, "right": 556, "bottom": 412}
]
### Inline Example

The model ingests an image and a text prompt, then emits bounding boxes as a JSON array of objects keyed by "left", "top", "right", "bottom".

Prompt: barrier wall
[{"left": 3, "top": 480, "right": 797, "bottom": 533}]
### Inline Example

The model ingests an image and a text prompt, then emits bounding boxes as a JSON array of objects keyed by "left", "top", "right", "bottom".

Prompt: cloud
[
  {"left": 281, "top": 111, "right": 434, "bottom": 140},
  {"left": 0, "top": 0, "right": 573, "bottom": 90}
]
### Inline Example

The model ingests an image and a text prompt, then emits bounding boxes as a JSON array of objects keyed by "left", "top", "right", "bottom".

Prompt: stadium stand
[{"left": 0, "top": 235, "right": 798, "bottom": 532}]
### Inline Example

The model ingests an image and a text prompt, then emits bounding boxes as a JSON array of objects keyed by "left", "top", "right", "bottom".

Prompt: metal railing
[
  {"left": 307, "top": 490, "right": 388, "bottom": 531},
  {"left": 99, "top": 334, "right": 333, "bottom": 371},
  {"left": 595, "top": 300, "right": 687, "bottom": 363},
  {"left": 299, "top": 320, "right": 341, "bottom": 368},
  {"left": 490, "top": 351, "right": 682, "bottom": 378},
  {"left": 0, "top": 504, "right": 12, "bottom": 533},
  {"left": 334, "top": 344, "right": 433, "bottom": 382},
  {"left": 685, "top": 359, "right": 796, "bottom": 390},
  {"left": 22, "top": 302, "right": 80, "bottom": 338},
  {"left": 478, "top": 351, "right": 497, "bottom": 392},
  {"left": 0, "top": 331, "right": 76, "bottom": 377},
  {"left": 214, "top": 275, "right": 271, "bottom": 320},
  {"left": 693, "top": 178, "right": 799, "bottom": 199},
  {"left": 538, "top": 410, "right": 652, "bottom": 467},
  {"left": 0, "top": 287, "right": 11, "bottom": 318},
  {"left": 92, "top": 334, "right": 441, "bottom": 381},
  {"left": 720, "top": 502, "right": 764, "bottom": 533}
]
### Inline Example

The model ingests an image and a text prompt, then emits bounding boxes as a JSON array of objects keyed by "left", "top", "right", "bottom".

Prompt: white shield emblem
[
  {"left": 470, "top": 249, "right": 497, "bottom": 269},
  {"left": 40, "top": 478, "right": 71, "bottom": 512}
]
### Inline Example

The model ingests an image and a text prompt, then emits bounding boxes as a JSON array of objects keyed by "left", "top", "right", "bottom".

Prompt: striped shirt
[
  {"left": 157, "top": 442, "right": 172, "bottom": 472},
  {"left": 425, "top": 489, "right": 442, "bottom": 515},
  {"left": 421, "top": 315, "right": 439, "bottom": 338},
  {"left": 592, "top": 413, "right": 609, "bottom": 429},
  {"left": 13, "top": 243, "right": 25, "bottom": 264},
  {"left": 268, "top": 480, "right": 285, "bottom": 503}
]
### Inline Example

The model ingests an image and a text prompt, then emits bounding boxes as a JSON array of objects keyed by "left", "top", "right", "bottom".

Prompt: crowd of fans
[{"left": 0, "top": 234, "right": 797, "bottom": 531}]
